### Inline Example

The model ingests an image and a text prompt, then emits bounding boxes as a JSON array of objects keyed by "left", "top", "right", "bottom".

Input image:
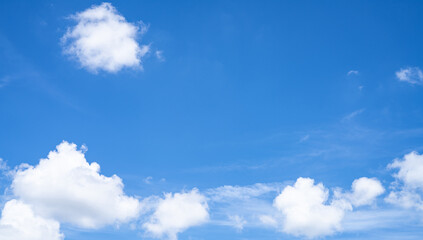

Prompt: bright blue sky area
[{"left": 1, "top": 1, "right": 423, "bottom": 239}]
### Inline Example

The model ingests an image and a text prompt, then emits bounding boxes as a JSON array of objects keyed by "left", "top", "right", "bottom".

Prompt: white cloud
[
  {"left": 258, "top": 215, "right": 278, "bottom": 227},
  {"left": 155, "top": 50, "right": 165, "bottom": 62},
  {"left": 143, "top": 189, "right": 209, "bottom": 240},
  {"left": 389, "top": 151, "right": 423, "bottom": 189},
  {"left": 207, "top": 183, "right": 283, "bottom": 202},
  {"left": 395, "top": 67, "right": 423, "bottom": 85},
  {"left": 144, "top": 176, "right": 153, "bottom": 184},
  {"left": 227, "top": 215, "right": 247, "bottom": 231},
  {"left": 11, "top": 141, "right": 141, "bottom": 229},
  {"left": 347, "top": 70, "right": 359, "bottom": 76},
  {"left": 205, "top": 183, "right": 284, "bottom": 230},
  {"left": 386, "top": 190, "right": 423, "bottom": 210},
  {"left": 274, "top": 178, "right": 348, "bottom": 238},
  {"left": 299, "top": 134, "right": 310, "bottom": 143},
  {"left": 62, "top": 2, "right": 149, "bottom": 73},
  {"left": 344, "top": 177, "right": 385, "bottom": 207},
  {"left": 0, "top": 200, "right": 63, "bottom": 240},
  {"left": 386, "top": 151, "right": 423, "bottom": 210},
  {"left": 342, "top": 108, "right": 365, "bottom": 121},
  {"left": 273, "top": 177, "right": 384, "bottom": 238}
]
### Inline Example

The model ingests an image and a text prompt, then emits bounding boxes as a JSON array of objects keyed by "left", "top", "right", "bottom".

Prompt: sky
[{"left": 1, "top": 0, "right": 423, "bottom": 239}]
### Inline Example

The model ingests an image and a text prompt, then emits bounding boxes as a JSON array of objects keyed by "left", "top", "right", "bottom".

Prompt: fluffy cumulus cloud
[
  {"left": 343, "top": 177, "right": 385, "bottom": 207},
  {"left": 11, "top": 141, "right": 141, "bottom": 229},
  {"left": 273, "top": 177, "right": 384, "bottom": 239},
  {"left": 274, "top": 178, "right": 347, "bottom": 238},
  {"left": 386, "top": 151, "right": 423, "bottom": 210},
  {"left": 0, "top": 200, "right": 63, "bottom": 240},
  {"left": 143, "top": 189, "right": 209, "bottom": 240},
  {"left": 62, "top": 2, "right": 149, "bottom": 73},
  {"left": 395, "top": 67, "right": 423, "bottom": 85},
  {"left": 0, "top": 141, "right": 390, "bottom": 240}
]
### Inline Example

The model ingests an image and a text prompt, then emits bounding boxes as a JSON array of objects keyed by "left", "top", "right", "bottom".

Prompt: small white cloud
[
  {"left": 143, "top": 189, "right": 209, "bottom": 240},
  {"left": 0, "top": 200, "right": 63, "bottom": 240},
  {"left": 342, "top": 108, "right": 365, "bottom": 121},
  {"left": 386, "top": 151, "right": 423, "bottom": 210},
  {"left": 0, "top": 158, "right": 8, "bottom": 171},
  {"left": 333, "top": 178, "right": 385, "bottom": 208},
  {"left": 227, "top": 215, "right": 247, "bottom": 231},
  {"left": 347, "top": 177, "right": 385, "bottom": 207},
  {"left": 11, "top": 141, "right": 141, "bottom": 229},
  {"left": 155, "top": 50, "right": 165, "bottom": 62},
  {"left": 258, "top": 215, "right": 278, "bottom": 227},
  {"left": 395, "top": 67, "right": 423, "bottom": 85},
  {"left": 62, "top": 2, "right": 149, "bottom": 73},
  {"left": 144, "top": 176, "right": 153, "bottom": 184},
  {"left": 299, "top": 134, "right": 310, "bottom": 143},
  {"left": 347, "top": 70, "right": 359, "bottom": 76}
]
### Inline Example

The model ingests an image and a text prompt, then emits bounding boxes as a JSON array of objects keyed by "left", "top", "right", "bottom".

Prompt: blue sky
[{"left": 1, "top": 1, "right": 423, "bottom": 239}]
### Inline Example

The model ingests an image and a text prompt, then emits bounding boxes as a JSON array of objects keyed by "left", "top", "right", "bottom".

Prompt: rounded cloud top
[
  {"left": 62, "top": 2, "right": 149, "bottom": 73},
  {"left": 11, "top": 141, "right": 141, "bottom": 229}
]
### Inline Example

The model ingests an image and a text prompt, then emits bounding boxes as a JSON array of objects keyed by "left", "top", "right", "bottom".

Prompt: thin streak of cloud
[{"left": 342, "top": 109, "right": 365, "bottom": 122}]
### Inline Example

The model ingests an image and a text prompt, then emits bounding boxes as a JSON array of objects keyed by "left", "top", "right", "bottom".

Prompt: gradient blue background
[{"left": 1, "top": 0, "right": 423, "bottom": 239}]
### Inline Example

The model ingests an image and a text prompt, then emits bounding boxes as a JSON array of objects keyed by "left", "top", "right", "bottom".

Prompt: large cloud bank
[{"left": 10, "top": 143, "right": 423, "bottom": 240}]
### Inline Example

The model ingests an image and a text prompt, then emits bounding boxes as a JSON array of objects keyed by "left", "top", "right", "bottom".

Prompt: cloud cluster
[
  {"left": 0, "top": 141, "right": 213, "bottom": 240},
  {"left": 143, "top": 189, "right": 209, "bottom": 240},
  {"left": 273, "top": 177, "right": 384, "bottom": 238},
  {"left": 396, "top": 67, "right": 423, "bottom": 85},
  {"left": 0, "top": 141, "right": 141, "bottom": 239},
  {"left": 62, "top": 2, "right": 149, "bottom": 73},
  {"left": 7, "top": 142, "right": 421, "bottom": 240},
  {"left": 386, "top": 151, "right": 423, "bottom": 210}
]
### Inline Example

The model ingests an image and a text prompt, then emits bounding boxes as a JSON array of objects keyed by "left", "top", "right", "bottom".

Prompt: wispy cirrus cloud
[
  {"left": 396, "top": 67, "right": 423, "bottom": 85},
  {"left": 342, "top": 108, "right": 365, "bottom": 122},
  {"left": 347, "top": 70, "right": 359, "bottom": 76}
]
